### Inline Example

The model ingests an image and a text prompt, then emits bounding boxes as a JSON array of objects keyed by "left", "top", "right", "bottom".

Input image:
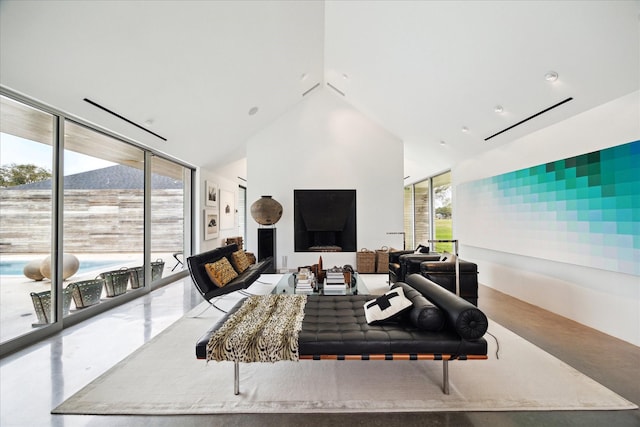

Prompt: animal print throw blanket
[{"left": 206, "top": 294, "right": 307, "bottom": 363}]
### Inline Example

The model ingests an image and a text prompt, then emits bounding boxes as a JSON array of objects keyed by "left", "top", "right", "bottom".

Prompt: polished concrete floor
[{"left": 0, "top": 275, "right": 638, "bottom": 427}]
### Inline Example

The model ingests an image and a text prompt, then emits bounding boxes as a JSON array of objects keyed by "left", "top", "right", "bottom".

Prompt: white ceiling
[{"left": 1, "top": 1, "right": 638, "bottom": 182}]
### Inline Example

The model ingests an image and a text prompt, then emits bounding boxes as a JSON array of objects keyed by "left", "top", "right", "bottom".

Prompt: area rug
[{"left": 53, "top": 287, "right": 636, "bottom": 414}]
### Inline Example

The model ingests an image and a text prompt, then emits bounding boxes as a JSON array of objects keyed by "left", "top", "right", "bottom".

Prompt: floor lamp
[{"left": 428, "top": 239, "right": 459, "bottom": 297}]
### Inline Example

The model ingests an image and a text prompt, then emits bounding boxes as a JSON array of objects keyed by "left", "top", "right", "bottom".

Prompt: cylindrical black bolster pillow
[
  {"left": 393, "top": 282, "right": 445, "bottom": 331},
  {"left": 405, "top": 273, "right": 488, "bottom": 340}
]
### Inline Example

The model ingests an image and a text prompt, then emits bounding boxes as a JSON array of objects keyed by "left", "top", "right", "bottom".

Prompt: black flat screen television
[{"left": 293, "top": 189, "right": 356, "bottom": 252}]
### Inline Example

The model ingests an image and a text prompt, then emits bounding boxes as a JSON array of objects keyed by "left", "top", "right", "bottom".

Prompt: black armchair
[{"left": 388, "top": 246, "right": 441, "bottom": 284}]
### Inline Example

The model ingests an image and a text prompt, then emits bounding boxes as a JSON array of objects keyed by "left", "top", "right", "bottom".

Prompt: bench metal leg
[
  {"left": 234, "top": 361, "right": 240, "bottom": 395},
  {"left": 443, "top": 359, "right": 450, "bottom": 394}
]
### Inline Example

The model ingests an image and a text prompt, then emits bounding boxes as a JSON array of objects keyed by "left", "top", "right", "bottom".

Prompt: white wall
[
  {"left": 196, "top": 169, "right": 244, "bottom": 253},
  {"left": 454, "top": 91, "right": 640, "bottom": 346},
  {"left": 246, "top": 88, "right": 404, "bottom": 270}
]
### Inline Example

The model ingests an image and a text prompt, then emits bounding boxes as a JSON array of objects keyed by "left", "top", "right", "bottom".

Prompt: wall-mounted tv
[{"left": 293, "top": 189, "right": 356, "bottom": 252}]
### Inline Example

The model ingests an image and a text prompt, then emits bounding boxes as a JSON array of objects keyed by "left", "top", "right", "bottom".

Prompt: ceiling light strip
[
  {"left": 326, "top": 82, "right": 346, "bottom": 96},
  {"left": 83, "top": 98, "right": 167, "bottom": 141},
  {"left": 484, "top": 97, "right": 573, "bottom": 141},
  {"left": 302, "top": 83, "right": 321, "bottom": 97}
]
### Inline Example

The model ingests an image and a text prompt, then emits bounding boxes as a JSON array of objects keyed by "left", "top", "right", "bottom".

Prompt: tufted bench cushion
[
  {"left": 298, "top": 295, "right": 486, "bottom": 357},
  {"left": 196, "top": 276, "right": 488, "bottom": 360}
]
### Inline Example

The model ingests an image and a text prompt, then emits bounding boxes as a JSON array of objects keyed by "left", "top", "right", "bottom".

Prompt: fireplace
[{"left": 294, "top": 189, "right": 357, "bottom": 252}]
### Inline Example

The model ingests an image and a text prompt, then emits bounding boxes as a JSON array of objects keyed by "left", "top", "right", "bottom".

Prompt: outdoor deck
[{"left": 0, "top": 252, "right": 184, "bottom": 343}]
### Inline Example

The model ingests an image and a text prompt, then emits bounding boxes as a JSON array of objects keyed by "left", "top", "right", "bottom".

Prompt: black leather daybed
[{"left": 196, "top": 273, "right": 489, "bottom": 395}]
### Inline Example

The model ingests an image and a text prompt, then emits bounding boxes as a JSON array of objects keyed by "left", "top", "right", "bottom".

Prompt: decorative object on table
[
  {"left": 204, "top": 209, "right": 218, "bottom": 240},
  {"left": 99, "top": 268, "right": 130, "bottom": 297},
  {"left": 68, "top": 279, "right": 105, "bottom": 308},
  {"left": 356, "top": 248, "right": 376, "bottom": 273},
  {"left": 295, "top": 267, "right": 314, "bottom": 294},
  {"left": 250, "top": 195, "right": 283, "bottom": 225},
  {"left": 318, "top": 256, "right": 324, "bottom": 281},
  {"left": 219, "top": 189, "right": 236, "bottom": 230},
  {"left": 39, "top": 253, "right": 80, "bottom": 280},
  {"left": 205, "top": 181, "right": 218, "bottom": 208},
  {"left": 324, "top": 266, "right": 346, "bottom": 295},
  {"left": 343, "top": 264, "right": 354, "bottom": 287},
  {"left": 375, "top": 246, "right": 390, "bottom": 273}
]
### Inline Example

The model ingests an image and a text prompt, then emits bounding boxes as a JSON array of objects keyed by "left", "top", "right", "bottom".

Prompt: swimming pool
[{"left": 0, "top": 259, "right": 132, "bottom": 276}]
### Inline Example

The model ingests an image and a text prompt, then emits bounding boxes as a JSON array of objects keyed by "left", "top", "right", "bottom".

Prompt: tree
[
  {"left": 0, "top": 163, "right": 52, "bottom": 187},
  {"left": 435, "top": 204, "right": 452, "bottom": 219}
]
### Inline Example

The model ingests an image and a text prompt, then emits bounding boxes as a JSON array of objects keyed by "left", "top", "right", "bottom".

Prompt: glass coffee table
[{"left": 272, "top": 272, "right": 369, "bottom": 296}]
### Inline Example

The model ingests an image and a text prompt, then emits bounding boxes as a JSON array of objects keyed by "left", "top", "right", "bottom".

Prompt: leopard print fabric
[{"left": 206, "top": 294, "right": 307, "bottom": 363}]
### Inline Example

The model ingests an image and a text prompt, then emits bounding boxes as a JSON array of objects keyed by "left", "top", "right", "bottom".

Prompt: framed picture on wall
[
  {"left": 205, "top": 181, "right": 218, "bottom": 207},
  {"left": 219, "top": 189, "right": 235, "bottom": 230},
  {"left": 204, "top": 209, "right": 218, "bottom": 240}
]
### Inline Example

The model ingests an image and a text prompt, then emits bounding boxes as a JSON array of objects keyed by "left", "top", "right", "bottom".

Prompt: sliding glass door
[
  {"left": 404, "top": 170, "right": 453, "bottom": 253},
  {"left": 0, "top": 89, "right": 194, "bottom": 354},
  {"left": 0, "top": 95, "right": 55, "bottom": 340}
]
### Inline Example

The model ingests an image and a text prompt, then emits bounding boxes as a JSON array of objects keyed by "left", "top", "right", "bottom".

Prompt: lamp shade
[{"left": 250, "top": 196, "right": 283, "bottom": 225}]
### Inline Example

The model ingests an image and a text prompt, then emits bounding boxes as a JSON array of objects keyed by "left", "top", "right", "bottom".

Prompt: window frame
[{"left": 0, "top": 86, "right": 196, "bottom": 357}]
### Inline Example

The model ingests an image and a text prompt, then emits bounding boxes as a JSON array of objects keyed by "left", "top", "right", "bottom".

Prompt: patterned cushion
[
  {"left": 231, "top": 250, "right": 251, "bottom": 273},
  {"left": 204, "top": 258, "right": 238, "bottom": 288},
  {"left": 245, "top": 252, "right": 256, "bottom": 264},
  {"left": 363, "top": 287, "right": 413, "bottom": 324}
]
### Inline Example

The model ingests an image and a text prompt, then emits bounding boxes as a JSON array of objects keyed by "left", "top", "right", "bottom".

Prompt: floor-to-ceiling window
[
  {"left": 0, "top": 89, "right": 193, "bottom": 355},
  {"left": 151, "top": 156, "right": 188, "bottom": 278},
  {"left": 432, "top": 171, "right": 452, "bottom": 253},
  {"left": 63, "top": 121, "right": 145, "bottom": 312},
  {"left": 413, "top": 179, "right": 431, "bottom": 248},
  {"left": 0, "top": 95, "right": 55, "bottom": 341},
  {"left": 403, "top": 186, "right": 414, "bottom": 250},
  {"left": 404, "top": 170, "right": 453, "bottom": 253}
]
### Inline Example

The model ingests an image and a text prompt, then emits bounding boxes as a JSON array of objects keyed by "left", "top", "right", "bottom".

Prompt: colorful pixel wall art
[{"left": 457, "top": 140, "right": 639, "bottom": 276}]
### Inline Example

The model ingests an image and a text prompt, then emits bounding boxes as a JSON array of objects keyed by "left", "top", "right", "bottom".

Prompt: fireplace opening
[{"left": 294, "top": 189, "right": 356, "bottom": 252}]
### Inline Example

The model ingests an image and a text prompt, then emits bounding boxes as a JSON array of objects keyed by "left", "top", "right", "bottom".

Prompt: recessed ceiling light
[
  {"left": 144, "top": 118, "right": 155, "bottom": 126},
  {"left": 300, "top": 73, "right": 308, "bottom": 81},
  {"left": 461, "top": 126, "right": 469, "bottom": 133},
  {"left": 545, "top": 71, "right": 559, "bottom": 82},
  {"left": 248, "top": 106, "right": 259, "bottom": 116},
  {"left": 494, "top": 105, "right": 504, "bottom": 114},
  {"left": 342, "top": 73, "right": 349, "bottom": 80},
  {"left": 439, "top": 140, "right": 446, "bottom": 145}
]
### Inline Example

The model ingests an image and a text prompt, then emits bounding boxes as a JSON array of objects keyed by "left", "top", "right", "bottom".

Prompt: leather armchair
[
  {"left": 388, "top": 249, "right": 413, "bottom": 284},
  {"left": 420, "top": 260, "right": 479, "bottom": 306},
  {"left": 389, "top": 251, "right": 441, "bottom": 284}
]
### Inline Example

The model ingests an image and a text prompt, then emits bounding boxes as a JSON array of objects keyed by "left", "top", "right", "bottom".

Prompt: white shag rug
[{"left": 53, "top": 276, "right": 637, "bottom": 415}]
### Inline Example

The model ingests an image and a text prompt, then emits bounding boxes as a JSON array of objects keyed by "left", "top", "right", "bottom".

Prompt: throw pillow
[
  {"left": 230, "top": 250, "right": 251, "bottom": 273},
  {"left": 204, "top": 258, "right": 238, "bottom": 288},
  {"left": 414, "top": 244, "right": 430, "bottom": 254},
  {"left": 364, "top": 287, "right": 413, "bottom": 324},
  {"left": 439, "top": 251, "right": 456, "bottom": 263},
  {"left": 245, "top": 252, "right": 256, "bottom": 264}
]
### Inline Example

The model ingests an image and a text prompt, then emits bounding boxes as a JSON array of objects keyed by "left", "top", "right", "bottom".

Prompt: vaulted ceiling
[{"left": 1, "top": 1, "right": 638, "bottom": 182}]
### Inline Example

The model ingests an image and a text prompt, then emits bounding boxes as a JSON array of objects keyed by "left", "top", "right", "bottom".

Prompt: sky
[{"left": 0, "top": 133, "right": 114, "bottom": 175}]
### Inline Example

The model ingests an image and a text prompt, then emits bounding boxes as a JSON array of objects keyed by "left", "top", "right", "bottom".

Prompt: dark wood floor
[{"left": 0, "top": 278, "right": 638, "bottom": 427}]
